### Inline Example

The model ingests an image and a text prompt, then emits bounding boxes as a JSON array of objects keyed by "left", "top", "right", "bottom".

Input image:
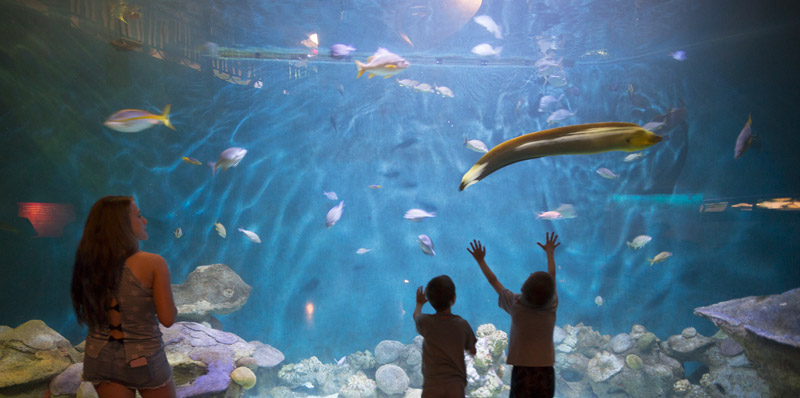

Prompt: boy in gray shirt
[
  {"left": 413, "top": 275, "right": 477, "bottom": 398},
  {"left": 468, "top": 232, "right": 561, "bottom": 398}
]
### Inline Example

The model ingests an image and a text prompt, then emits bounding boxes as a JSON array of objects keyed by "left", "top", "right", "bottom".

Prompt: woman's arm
[{"left": 150, "top": 254, "right": 177, "bottom": 327}]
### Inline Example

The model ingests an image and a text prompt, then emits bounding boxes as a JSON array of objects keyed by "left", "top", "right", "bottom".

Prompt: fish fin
[
  {"left": 368, "top": 74, "right": 375, "bottom": 79},
  {"left": 385, "top": 64, "right": 397, "bottom": 69},
  {"left": 160, "top": 104, "right": 175, "bottom": 130},
  {"left": 355, "top": 60, "right": 365, "bottom": 78},
  {"left": 383, "top": 75, "right": 392, "bottom": 79},
  {"left": 208, "top": 162, "right": 217, "bottom": 176}
]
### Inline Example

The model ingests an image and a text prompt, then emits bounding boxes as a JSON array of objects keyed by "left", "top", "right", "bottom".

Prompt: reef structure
[{"left": 695, "top": 287, "right": 800, "bottom": 398}]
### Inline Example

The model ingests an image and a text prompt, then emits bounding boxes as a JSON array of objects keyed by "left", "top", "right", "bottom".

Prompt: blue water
[{"left": 1, "top": 0, "right": 799, "bottom": 364}]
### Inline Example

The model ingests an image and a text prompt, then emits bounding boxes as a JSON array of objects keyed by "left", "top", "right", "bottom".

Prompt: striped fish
[{"left": 104, "top": 104, "right": 175, "bottom": 133}]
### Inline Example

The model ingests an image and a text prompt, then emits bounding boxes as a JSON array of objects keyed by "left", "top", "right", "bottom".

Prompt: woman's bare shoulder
[{"left": 127, "top": 251, "right": 166, "bottom": 268}]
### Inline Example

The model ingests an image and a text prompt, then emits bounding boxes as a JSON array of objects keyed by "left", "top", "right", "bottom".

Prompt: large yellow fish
[
  {"left": 355, "top": 48, "right": 410, "bottom": 79},
  {"left": 459, "top": 122, "right": 662, "bottom": 191}
]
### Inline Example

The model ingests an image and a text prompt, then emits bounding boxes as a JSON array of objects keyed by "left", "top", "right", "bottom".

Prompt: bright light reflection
[{"left": 305, "top": 301, "right": 315, "bottom": 325}]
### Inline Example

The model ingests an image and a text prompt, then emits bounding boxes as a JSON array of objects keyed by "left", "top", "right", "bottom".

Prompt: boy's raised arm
[
  {"left": 468, "top": 240, "right": 506, "bottom": 295},
  {"left": 537, "top": 232, "right": 560, "bottom": 278}
]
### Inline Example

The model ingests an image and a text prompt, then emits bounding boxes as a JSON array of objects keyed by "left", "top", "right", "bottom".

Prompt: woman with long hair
[{"left": 71, "top": 196, "right": 177, "bottom": 398}]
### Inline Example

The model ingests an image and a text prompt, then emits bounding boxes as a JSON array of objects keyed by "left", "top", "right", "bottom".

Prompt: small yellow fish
[
  {"left": 174, "top": 227, "right": 183, "bottom": 238},
  {"left": 214, "top": 222, "right": 226, "bottom": 238},
  {"left": 648, "top": 251, "right": 672, "bottom": 266},
  {"left": 369, "top": 185, "right": 382, "bottom": 189},
  {"left": 181, "top": 157, "right": 202, "bottom": 165}
]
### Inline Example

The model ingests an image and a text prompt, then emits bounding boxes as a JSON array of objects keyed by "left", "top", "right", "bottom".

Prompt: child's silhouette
[
  {"left": 413, "top": 275, "right": 477, "bottom": 398},
  {"left": 468, "top": 232, "right": 561, "bottom": 398}
]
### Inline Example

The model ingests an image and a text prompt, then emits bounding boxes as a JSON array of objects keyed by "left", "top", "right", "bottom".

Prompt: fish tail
[
  {"left": 626, "top": 242, "right": 633, "bottom": 249},
  {"left": 355, "top": 60, "right": 365, "bottom": 78},
  {"left": 208, "top": 161, "right": 217, "bottom": 176},
  {"left": 746, "top": 113, "right": 752, "bottom": 126},
  {"left": 648, "top": 258, "right": 655, "bottom": 266},
  {"left": 160, "top": 104, "right": 175, "bottom": 130}
]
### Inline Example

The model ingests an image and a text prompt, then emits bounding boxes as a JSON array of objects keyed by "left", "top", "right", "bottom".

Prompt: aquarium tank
[{"left": 1, "top": 0, "right": 799, "bottom": 397}]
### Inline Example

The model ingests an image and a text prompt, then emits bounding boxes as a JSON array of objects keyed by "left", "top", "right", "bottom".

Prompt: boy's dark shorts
[
  {"left": 82, "top": 340, "right": 172, "bottom": 389},
  {"left": 510, "top": 365, "right": 555, "bottom": 398}
]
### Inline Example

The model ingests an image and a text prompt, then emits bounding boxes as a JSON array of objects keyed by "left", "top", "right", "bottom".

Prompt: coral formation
[
  {"left": 374, "top": 340, "right": 404, "bottom": 364},
  {"left": 230, "top": 366, "right": 256, "bottom": 389},
  {"left": 375, "top": 364, "right": 409, "bottom": 395},
  {"left": 171, "top": 263, "right": 252, "bottom": 322},
  {"left": 4, "top": 289, "right": 794, "bottom": 398},
  {"left": 587, "top": 350, "right": 624, "bottom": 382},
  {"left": 695, "top": 287, "right": 800, "bottom": 397},
  {"left": 339, "top": 371, "right": 377, "bottom": 398},
  {"left": 625, "top": 354, "right": 643, "bottom": 371}
]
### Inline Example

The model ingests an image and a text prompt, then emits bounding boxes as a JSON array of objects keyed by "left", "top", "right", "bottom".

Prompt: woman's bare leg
[
  {"left": 139, "top": 379, "right": 176, "bottom": 398},
  {"left": 94, "top": 382, "right": 135, "bottom": 398}
]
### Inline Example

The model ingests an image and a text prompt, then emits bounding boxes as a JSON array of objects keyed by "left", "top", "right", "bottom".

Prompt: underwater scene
[{"left": 1, "top": 0, "right": 799, "bottom": 397}]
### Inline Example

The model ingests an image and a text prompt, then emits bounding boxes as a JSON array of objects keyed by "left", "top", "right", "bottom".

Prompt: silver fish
[
  {"left": 473, "top": 15, "right": 503, "bottom": 39},
  {"left": 596, "top": 167, "right": 619, "bottom": 179},
  {"left": 238, "top": 227, "right": 261, "bottom": 243},
  {"left": 413, "top": 83, "right": 434, "bottom": 93},
  {"left": 538, "top": 94, "right": 564, "bottom": 113},
  {"left": 209, "top": 147, "right": 247, "bottom": 176},
  {"left": 434, "top": 85, "right": 454, "bottom": 98},
  {"left": 418, "top": 234, "right": 436, "bottom": 256},
  {"left": 404, "top": 209, "right": 436, "bottom": 222},
  {"left": 734, "top": 114, "right": 753, "bottom": 159},
  {"left": 323, "top": 191, "right": 338, "bottom": 200},
  {"left": 626, "top": 235, "right": 652, "bottom": 250},
  {"left": 330, "top": 44, "right": 356, "bottom": 58},
  {"left": 546, "top": 108, "right": 576, "bottom": 125},
  {"left": 465, "top": 139, "right": 489, "bottom": 153},
  {"left": 623, "top": 153, "right": 644, "bottom": 162},
  {"left": 326, "top": 201, "right": 345, "bottom": 228},
  {"left": 471, "top": 43, "right": 502, "bottom": 57}
]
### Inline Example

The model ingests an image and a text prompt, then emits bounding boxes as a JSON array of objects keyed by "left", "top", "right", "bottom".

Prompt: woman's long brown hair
[{"left": 70, "top": 196, "right": 139, "bottom": 329}]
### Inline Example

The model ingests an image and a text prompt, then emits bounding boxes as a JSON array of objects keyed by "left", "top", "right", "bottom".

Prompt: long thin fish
[
  {"left": 734, "top": 114, "right": 752, "bottom": 159},
  {"left": 459, "top": 122, "right": 663, "bottom": 190}
]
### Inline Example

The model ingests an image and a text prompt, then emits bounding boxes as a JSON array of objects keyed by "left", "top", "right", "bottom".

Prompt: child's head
[
  {"left": 425, "top": 275, "right": 456, "bottom": 312},
  {"left": 521, "top": 271, "right": 555, "bottom": 308}
]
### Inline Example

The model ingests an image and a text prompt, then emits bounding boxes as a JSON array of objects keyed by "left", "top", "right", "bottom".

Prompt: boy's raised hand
[
  {"left": 416, "top": 286, "right": 428, "bottom": 306},
  {"left": 537, "top": 232, "right": 561, "bottom": 253},
  {"left": 467, "top": 239, "right": 486, "bottom": 262}
]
